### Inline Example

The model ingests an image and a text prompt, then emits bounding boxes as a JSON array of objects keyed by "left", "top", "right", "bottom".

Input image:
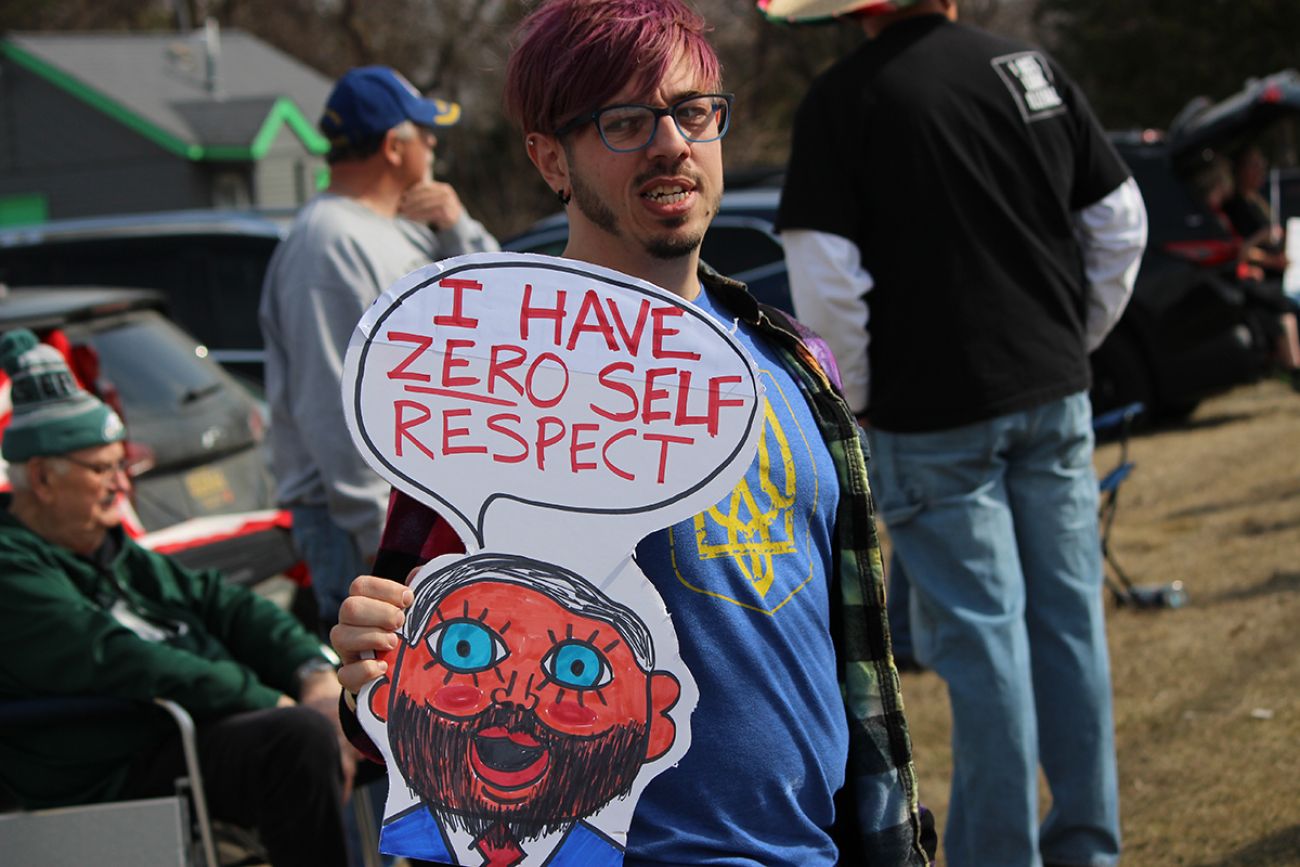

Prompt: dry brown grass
[{"left": 896, "top": 379, "right": 1300, "bottom": 866}]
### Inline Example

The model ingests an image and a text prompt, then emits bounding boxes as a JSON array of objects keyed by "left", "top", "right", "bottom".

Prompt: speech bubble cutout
[{"left": 342, "top": 253, "right": 762, "bottom": 550}]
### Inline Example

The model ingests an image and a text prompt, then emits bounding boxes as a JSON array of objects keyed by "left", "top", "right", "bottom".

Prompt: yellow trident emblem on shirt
[{"left": 693, "top": 398, "right": 796, "bottom": 599}]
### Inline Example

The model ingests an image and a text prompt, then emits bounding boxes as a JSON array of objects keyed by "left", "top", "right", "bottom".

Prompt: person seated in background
[
  {"left": 1223, "top": 145, "right": 1288, "bottom": 274},
  {"left": 1192, "top": 156, "right": 1300, "bottom": 374},
  {"left": 0, "top": 327, "right": 354, "bottom": 867},
  {"left": 1196, "top": 153, "right": 1289, "bottom": 278}
]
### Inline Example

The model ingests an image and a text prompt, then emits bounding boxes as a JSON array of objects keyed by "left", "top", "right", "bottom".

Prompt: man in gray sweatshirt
[{"left": 259, "top": 66, "right": 498, "bottom": 633}]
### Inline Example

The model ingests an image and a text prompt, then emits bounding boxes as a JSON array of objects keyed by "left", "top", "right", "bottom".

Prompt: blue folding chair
[{"left": 1093, "top": 402, "right": 1188, "bottom": 609}]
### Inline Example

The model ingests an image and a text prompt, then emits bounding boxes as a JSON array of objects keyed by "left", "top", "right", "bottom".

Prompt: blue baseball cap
[{"left": 319, "top": 66, "right": 461, "bottom": 147}]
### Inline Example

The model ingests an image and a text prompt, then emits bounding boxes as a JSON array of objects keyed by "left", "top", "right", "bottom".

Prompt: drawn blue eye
[
  {"left": 542, "top": 642, "right": 612, "bottom": 690},
  {"left": 429, "top": 621, "right": 508, "bottom": 673}
]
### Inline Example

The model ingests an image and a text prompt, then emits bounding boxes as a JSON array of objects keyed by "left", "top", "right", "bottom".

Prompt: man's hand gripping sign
[{"left": 341, "top": 253, "right": 762, "bottom": 866}]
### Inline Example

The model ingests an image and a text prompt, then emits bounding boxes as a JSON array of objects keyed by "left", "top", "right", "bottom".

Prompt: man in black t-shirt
[{"left": 763, "top": 1, "right": 1147, "bottom": 865}]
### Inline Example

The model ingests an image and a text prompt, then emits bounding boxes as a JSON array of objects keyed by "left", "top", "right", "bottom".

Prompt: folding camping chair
[
  {"left": 1, "top": 695, "right": 383, "bottom": 867},
  {"left": 1093, "top": 402, "right": 1188, "bottom": 609},
  {"left": 0, "top": 696, "right": 219, "bottom": 867}
]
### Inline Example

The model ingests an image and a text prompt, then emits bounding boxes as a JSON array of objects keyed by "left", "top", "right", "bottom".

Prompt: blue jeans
[
  {"left": 290, "top": 504, "right": 366, "bottom": 634},
  {"left": 867, "top": 392, "right": 1119, "bottom": 867}
]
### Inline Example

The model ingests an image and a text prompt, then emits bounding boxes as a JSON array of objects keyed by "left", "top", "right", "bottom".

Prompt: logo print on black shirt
[{"left": 992, "top": 51, "right": 1065, "bottom": 123}]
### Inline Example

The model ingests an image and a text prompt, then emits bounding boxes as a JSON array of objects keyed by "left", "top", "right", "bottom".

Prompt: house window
[{"left": 212, "top": 172, "right": 251, "bottom": 208}]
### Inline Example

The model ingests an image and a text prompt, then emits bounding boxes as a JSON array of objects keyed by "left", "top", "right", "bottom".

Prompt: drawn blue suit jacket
[{"left": 380, "top": 805, "right": 624, "bottom": 866}]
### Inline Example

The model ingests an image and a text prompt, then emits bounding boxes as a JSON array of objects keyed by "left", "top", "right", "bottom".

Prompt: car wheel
[{"left": 1090, "top": 329, "right": 1153, "bottom": 416}]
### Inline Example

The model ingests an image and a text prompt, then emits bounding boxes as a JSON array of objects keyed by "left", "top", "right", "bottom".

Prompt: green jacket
[{"left": 0, "top": 498, "right": 328, "bottom": 807}]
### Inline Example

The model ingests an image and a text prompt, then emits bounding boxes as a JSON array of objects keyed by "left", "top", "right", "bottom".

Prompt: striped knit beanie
[{"left": 0, "top": 329, "right": 125, "bottom": 462}]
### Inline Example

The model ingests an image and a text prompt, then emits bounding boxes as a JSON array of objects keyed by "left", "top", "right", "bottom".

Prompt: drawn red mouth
[{"left": 470, "top": 726, "right": 550, "bottom": 791}]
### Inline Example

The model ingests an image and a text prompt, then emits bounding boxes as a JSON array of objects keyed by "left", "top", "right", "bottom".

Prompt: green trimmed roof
[{"left": 1, "top": 29, "right": 331, "bottom": 161}]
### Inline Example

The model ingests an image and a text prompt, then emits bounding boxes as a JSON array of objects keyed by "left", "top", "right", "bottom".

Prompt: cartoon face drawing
[{"left": 369, "top": 555, "right": 681, "bottom": 844}]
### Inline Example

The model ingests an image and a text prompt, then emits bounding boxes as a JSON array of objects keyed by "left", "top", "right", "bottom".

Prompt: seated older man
[{"left": 0, "top": 328, "right": 352, "bottom": 867}]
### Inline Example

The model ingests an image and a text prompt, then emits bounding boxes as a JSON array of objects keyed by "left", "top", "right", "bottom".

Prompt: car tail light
[{"left": 1163, "top": 238, "right": 1240, "bottom": 268}]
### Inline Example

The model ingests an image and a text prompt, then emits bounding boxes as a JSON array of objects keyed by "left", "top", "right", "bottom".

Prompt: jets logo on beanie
[{"left": 0, "top": 329, "right": 125, "bottom": 463}]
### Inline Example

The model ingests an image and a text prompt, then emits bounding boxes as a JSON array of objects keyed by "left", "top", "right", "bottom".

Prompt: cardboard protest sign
[{"left": 342, "top": 252, "right": 763, "bottom": 866}]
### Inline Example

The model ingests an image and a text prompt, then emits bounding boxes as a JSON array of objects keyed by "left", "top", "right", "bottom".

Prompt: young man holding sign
[{"left": 332, "top": 1, "right": 932, "bottom": 864}]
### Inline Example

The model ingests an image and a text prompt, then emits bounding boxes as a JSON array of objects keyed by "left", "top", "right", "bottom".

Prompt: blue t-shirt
[{"left": 628, "top": 287, "right": 847, "bottom": 866}]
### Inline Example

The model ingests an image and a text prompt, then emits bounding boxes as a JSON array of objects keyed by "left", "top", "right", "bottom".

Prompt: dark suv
[{"left": 0, "top": 286, "right": 297, "bottom": 584}]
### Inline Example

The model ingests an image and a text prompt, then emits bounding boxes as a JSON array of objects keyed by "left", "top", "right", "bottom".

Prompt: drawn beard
[{"left": 389, "top": 692, "right": 650, "bottom": 842}]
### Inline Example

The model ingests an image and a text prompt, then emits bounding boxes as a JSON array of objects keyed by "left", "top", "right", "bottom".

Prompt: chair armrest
[{"left": 1092, "top": 401, "right": 1145, "bottom": 434}]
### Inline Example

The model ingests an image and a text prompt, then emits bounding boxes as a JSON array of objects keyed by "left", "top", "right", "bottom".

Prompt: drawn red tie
[{"left": 472, "top": 823, "right": 525, "bottom": 867}]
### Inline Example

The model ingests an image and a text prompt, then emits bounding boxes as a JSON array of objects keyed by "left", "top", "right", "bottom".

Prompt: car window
[
  {"left": 77, "top": 311, "right": 231, "bottom": 419},
  {"left": 202, "top": 239, "right": 276, "bottom": 350},
  {"left": 502, "top": 227, "right": 568, "bottom": 257},
  {"left": 0, "top": 234, "right": 277, "bottom": 354},
  {"left": 700, "top": 222, "right": 785, "bottom": 276},
  {"left": 523, "top": 238, "right": 567, "bottom": 256},
  {"left": 0, "top": 237, "right": 193, "bottom": 300}
]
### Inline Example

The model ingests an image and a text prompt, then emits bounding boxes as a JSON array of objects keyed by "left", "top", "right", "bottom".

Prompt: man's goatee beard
[{"left": 647, "top": 232, "right": 705, "bottom": 260}]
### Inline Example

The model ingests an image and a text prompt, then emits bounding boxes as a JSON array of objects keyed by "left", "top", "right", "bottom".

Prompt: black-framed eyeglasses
[
  {"left": 63, "top": 455, "right": 130, "bottom": 479},
  {"left": 554, "top": 92, "right": 734, "bottom": 153}
]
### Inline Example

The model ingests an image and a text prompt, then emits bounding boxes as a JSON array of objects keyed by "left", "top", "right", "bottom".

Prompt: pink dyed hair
[{"left": 503, "top": 0, "right": 722, "bottom": 135}]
